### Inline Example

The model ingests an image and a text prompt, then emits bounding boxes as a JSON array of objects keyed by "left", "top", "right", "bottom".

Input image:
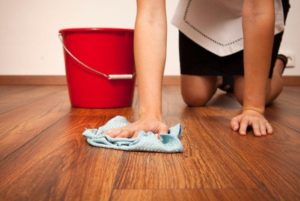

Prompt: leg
[
  {"left": 233, "top": 58, "right": 285, "bottom": 105},
  {"left": 181, "top": 75, "right": 218, "bottom": 107}
]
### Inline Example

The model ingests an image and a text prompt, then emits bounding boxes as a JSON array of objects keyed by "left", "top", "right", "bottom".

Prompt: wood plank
[
  {"left": 190, "top": 94, "right": 300, "bottom": 200},
  {"left": 0, "top": 75, "right": 66, "bottom": 85},
  {"left": 0, "top": 88, "right": 70, "bottom": 160},
  {"left": 0, "top": 86, "right": 137, "bottom": 201},
  {"left": 113, "top": 89, "right": 261, "bottom": 190},
  {"left": 0, "top": 110, "right": 134, "bottom": 201},
  {"left": 0, "top": 85, "right": 35, "bottom": 98},
  {"left": 266, "top": 87, "right": 300, "bottom": 131},
  {"left": 0, "top": 86, "right": 65, "bottom": 114},
  {"left": 1, "top": 75, "right": 299, "bottom": 86},
  {"left": 197, "top": 116, "right": 300, "bottom": 200},
  {"left": 111, "top": 189, "right": 275, "bottom": 201},
  {"left": 0, "top": 86, "right": 137, "bottom": 161},
  {"left": 0, "top": 86, "right": 299, "bottom": 201}
]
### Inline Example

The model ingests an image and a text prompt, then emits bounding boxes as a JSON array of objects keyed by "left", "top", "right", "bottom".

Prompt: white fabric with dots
[{"left": 172, "top": 0, "right": 285, "bottom": 56}]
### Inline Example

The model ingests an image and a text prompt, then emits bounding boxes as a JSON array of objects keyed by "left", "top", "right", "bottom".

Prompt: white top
[{"left": 172, "top": 0, "right": 285, "bottom": 57}]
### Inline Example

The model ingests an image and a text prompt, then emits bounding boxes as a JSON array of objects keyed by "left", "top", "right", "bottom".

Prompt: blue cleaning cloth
[{"left": 83, "top": 116, "right": 183, "bottom": 153}]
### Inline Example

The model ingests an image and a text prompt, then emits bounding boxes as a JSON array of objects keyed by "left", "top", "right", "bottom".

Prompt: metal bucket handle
[{"left": 58, "top": 33, "right": 135, "bottom": 80}]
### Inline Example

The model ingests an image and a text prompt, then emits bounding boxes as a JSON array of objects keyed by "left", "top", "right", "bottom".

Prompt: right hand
[
  {"left": 105, "top": 116, "right": 168, "bottom": 138},
  {"left": 231, "top": 109, "right": 273, "bottom": 136}
]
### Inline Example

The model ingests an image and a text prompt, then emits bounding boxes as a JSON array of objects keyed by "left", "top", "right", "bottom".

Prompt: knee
[
  {"left": 180, "top": 75, "right": 217, "bottom": 107},
  {"left": 181, "top": 89, "right": 213, "bottom": 107}
]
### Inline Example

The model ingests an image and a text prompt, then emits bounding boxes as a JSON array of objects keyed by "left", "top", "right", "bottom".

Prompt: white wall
[{"left": 0, "top": 0, "right": 298, "bottom": 76}]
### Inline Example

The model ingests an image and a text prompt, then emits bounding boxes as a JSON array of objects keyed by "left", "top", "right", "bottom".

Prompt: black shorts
[{"left": 179, "top": 0, "right": 290, "bottom": 78}]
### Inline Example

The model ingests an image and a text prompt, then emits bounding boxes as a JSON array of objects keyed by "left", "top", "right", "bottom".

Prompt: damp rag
[{"left": 83, "top": 116, "right": 183, "bottom": 153}]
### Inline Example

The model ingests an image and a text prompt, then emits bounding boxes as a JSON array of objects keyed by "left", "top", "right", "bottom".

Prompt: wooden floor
[{"left": 0, "top": 85, "right": 299, "bottom": 201}]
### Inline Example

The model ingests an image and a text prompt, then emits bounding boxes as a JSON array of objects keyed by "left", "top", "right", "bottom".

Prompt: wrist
[
  {"left": 139, "top": 114, "right": 163, "bottom": 122},
  {"left": 139, "top": 108, "right": 162, "bottom": 120},
  {"left": 243, "top": 106, "right": 265, "bottom": 114}
]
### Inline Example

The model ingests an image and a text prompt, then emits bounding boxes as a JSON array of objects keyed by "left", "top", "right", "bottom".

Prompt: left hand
[{"left": 231, "top": 109, "right": 273, "bottom": 136}]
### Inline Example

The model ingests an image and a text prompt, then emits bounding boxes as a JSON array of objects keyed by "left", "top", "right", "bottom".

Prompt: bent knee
[
  {"left": 183, "top": 96, "right": 210, "bottom": 107},
  {"left": 180, "top": 75, "right": 217, "bottom": 107},
  {"left": 181, "top": 90, "right": 213, "bottom": 107}
]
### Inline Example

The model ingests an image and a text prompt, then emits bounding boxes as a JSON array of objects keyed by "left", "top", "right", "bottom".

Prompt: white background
[{"left": 0, "top": 0, "right": 299, "bottom": 75}]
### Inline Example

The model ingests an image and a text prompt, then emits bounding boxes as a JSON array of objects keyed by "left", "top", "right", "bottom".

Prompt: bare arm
[
  {"left": 106, "top": 0, "right": 168, "bottom": 138},
  {"left": 135, "top": 0, "right": 167, "bottom": 119},
  {"left": 231, "top": 0, "right": 275, "bottom": 135},
  {"left": 242, "top": 0, "right": 275, "bottom": 113}
]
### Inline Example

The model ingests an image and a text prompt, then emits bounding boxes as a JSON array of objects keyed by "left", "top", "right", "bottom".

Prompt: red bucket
[{"left": 59, "top": 28, "right": 135, "bottom": 108}]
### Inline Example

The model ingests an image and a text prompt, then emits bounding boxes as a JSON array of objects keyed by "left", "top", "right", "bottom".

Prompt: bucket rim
[{"left": 59, "top": 27, "right": 134, "bottom": 34}]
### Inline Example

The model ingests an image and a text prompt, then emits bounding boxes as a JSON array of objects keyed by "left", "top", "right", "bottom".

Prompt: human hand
[
  {"left": 105, "top": 116, "right": 168, "bottom": 138},
  {"left": 231, "top": 109, "right": 273, "bottom": 136}
]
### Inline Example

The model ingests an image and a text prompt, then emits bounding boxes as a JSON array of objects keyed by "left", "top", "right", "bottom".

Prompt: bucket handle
[{"left": 58, "top": 33, "right": 135, "bottom": 80}]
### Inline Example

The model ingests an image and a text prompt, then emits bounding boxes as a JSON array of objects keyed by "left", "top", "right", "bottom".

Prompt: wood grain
[
  {"left": 0, "top": 76, "right": 67, "bottom": 85},
  {"left": 0, "top": 110, "right": 132, "bottom": 201},
  {"left": 0, "top": 88, "right": 70, "bottom": 160},
  {"left": 0, "top": 85, "right": 299, "bottom": 201},
  {"left": 111, "top": 189, "right": 275, "bottom": 201},
  {"left": 0, "top": 86, "right": 64, "bottom": 114},
  {"left": 1, "top": 75, "right": 299, "bottom": 86}
]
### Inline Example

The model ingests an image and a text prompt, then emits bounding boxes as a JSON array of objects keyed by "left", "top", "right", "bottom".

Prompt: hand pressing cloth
[{"left": 83, "top": 116, "right": 183, "bottom": 153}]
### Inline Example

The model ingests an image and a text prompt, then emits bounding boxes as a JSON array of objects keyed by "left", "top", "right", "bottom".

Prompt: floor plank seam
[
  {"left": 274, "top": 122, "right": 300, "bottom": 133},
  {"left": 107, "top": 153, "right": 126, "bottom": 201},
  {"left": 108, "top": 187, "right": 271, "bottom": 190},
  {"left": 0, "top": 86, "right": 35, "bottom": 98},
  {"left": 0, "top": 86, "right": 299, "bottom": 201},
  {"left": 0, "top": 88, "right": 67, "bottom": 116},
  {"left": 193, "top": 113, "right": 268, "bottom": 188},
  {"left": 194, "top": 115, "right": 297, "bottom": 200},
  {"left": 0, "top": 113, "right": 69, "bottom": 163}
]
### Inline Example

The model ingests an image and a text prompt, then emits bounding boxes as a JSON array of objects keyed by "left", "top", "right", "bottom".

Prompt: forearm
[
  {"left": 242, "top": 0, "right": 275, "bottom": 113},
  {"left": 134, "top": 1, "right": 167, "bottom": 119}
]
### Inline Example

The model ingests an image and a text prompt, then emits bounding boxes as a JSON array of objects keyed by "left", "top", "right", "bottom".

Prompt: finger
[
  {"left": 118, "top": 130, "right": 132, "bottom": 138},
  {"left": 105, "top": 129, "right": 121, "bottom": 137},
  {"left": 159, "top": 125, "right": 168, "bottom": 134},
  {"left": 133, "top": 130, "right": 140, "bottom": 138},
  {"left": 156, "top": 124, "right": 169, "bottom": 139},
  {"left": 259, "top": 121, "right": 267, "bottom": 136},
  {"left": 239, "top": 118, "right": 249, "bottom": 135},
  {"left": 266, "top": 122, "right": 273, "bottom": 134},
  {"left": 231, "top": 115, "right": 242, "bottom": 131},
  {"left": 252, "top": 120, "right": 262, "bottom": 136}
]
